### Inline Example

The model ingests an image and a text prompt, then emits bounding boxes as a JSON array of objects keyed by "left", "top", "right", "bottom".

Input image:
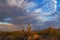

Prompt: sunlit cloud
[{"left": 0, "top": 22, "right": 18, "bottom": 31}]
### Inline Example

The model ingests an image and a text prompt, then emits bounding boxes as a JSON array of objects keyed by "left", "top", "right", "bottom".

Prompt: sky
[{"left": 0, "top": 0, "right": 60, "bottom": 31}]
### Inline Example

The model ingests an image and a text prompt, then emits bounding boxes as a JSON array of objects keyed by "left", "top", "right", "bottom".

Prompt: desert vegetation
[{"left": 0, "top": 27, "right": 60, "bottom": 40}]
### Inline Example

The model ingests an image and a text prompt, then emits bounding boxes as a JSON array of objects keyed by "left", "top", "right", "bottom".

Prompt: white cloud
[
  {"left": 33, "top": 8, "right": 42, "bottom": 13},
  {"left": 7, "top": 0, "right": 26, "bottom": 8},
  {"left": 52, "top": 0, "right": 57, "bottom": 10},
  {"left": 7, "top": 0, "right": 36, "bottom": 10},
  {"left": 24, "top": 2, "right": 36, "bottom": 10}
]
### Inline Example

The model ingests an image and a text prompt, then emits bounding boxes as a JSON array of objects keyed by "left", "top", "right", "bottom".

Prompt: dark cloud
[
  {"left": 0, "top": 1, "right": 26, "bottom": 22},
  {"left": 0, "top": 0, "right": 6, "bottom": 3}
]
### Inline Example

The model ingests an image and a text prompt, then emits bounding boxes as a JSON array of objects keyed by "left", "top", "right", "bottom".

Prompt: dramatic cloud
[{"left": 0, "top": 0, "right": 60, "bottom": 31}]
